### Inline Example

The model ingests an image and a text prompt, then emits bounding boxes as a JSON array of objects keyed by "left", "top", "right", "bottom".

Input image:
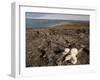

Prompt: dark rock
[{"left": 26, "top": 25, "right": 89, "bottom": 67}]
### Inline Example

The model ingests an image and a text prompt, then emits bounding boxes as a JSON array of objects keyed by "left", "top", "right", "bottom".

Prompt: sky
[
  {"left": 26, "top": 12, "right": 89, "bottom": 27},
  {"left": 26, "top": 12, "right": 89, "bottom": 21}
]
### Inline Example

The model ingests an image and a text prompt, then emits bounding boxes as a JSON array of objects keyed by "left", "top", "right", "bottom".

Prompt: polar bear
[
  {"left": 62, "top": 48, "right": 70, "bottom": 55},
  {"left": 64, "top": 48, "right": 78, "bottom": 64}
]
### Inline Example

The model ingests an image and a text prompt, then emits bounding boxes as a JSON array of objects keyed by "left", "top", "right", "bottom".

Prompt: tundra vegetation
[{"left": 26, "top": 21, "right": 89, "bottom": 67}]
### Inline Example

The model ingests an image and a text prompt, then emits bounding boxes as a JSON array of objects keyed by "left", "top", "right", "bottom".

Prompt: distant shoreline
[
  {"left": 26, "top": 21, "right": 89, "bottom": 30},
  {"left": 26, "top": 19, "right": 89, "bottom": 28}
]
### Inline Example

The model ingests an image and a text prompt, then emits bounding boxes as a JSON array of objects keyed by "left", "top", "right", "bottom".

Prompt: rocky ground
[{"left": 26, "top": 23, "right": 89, "bottom": 67}]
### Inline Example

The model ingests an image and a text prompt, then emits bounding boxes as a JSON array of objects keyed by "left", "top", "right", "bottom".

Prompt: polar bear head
[{"left": 70, "top": 48, "right": 78, "bottom": 56}]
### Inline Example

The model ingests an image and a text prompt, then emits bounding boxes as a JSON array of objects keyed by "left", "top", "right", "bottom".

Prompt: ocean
[{"left": 26, "top": 19, "right": 71, "bottom": 28}]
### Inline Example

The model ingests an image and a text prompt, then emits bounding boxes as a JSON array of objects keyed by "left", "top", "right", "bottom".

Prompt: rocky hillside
[{"left": 26, "top": 23, "right": 89, "bottom": 67}]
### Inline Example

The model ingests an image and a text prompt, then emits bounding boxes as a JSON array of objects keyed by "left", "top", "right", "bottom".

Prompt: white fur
[
  {"left": 70, "top": 48, "right": 78, "bottom": 56},
  {"left": 62, "top": 48, "right": 70, "bottom": 55},
  {"left": 65, "top": 48, "right": 79, "bottom": 64}
]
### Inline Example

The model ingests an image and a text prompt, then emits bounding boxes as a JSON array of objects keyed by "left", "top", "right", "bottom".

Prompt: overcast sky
[{"left": 26, "top": 12, "right": 89, "bottom": 21}]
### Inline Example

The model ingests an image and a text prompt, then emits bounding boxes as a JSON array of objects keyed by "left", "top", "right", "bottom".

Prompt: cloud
[{"left": 26, "top": 12, "right": 89, "bottom": 21}]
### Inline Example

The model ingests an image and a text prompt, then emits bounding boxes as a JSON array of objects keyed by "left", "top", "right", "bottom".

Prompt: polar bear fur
[
  {"left": 62, "top": 48, "right": 70, "bottom": 55},
  {"left": 64, "top": 48, "right": 79, "bottom": 64}
]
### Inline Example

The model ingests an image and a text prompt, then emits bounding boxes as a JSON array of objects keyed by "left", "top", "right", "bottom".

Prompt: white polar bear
[
  {"left": 62, "top": 48, "right": 70, "bottom": 55},
  {"left": 64, "top": 48, "right": 78, "bottom": 64}
]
